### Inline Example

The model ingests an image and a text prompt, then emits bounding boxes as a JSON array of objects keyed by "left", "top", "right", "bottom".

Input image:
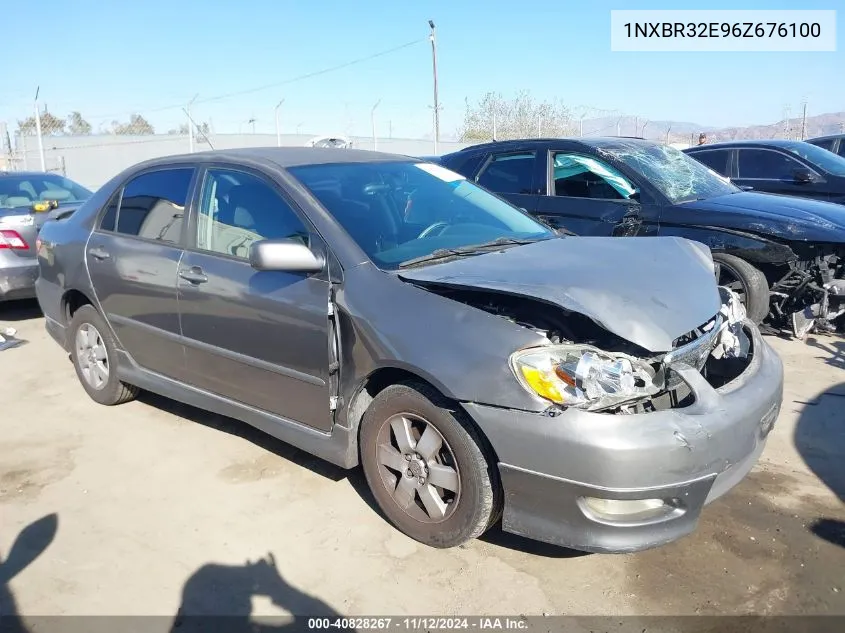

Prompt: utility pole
[
  {"left": 33, "top": 86, "right": 45, "bottom": 171},
  {"left": 538, "top": 114, "right": 542, "bottom": 138},
  {"left": 492, "top": 110, "right": 497, "bottom": 141},
  {"left": 187, "top": 94, "right": 198, "bottom": 153},
  {"left": 800, "top": 98, "right": 808, "bottom": 140},
  {"left": 275, "top": 99, "right": 285, "bottom": 147},
  {"left": 579, "top": 113, "right": 586, "bottom": 137},
  {"left": 429, "top": 20, "right": 440, "bottom": 152},
  {"left": 389, "top": 120, "right": 393, "bottom": 139},
  {"left": 783, "top": 105, "right": 791, "bottom": 139},
  {"left": 371, "top": 98, "right": 381, "bottom": 150},
  {"left": 616, "top": 117, "right": 622, "bottom": 136}
]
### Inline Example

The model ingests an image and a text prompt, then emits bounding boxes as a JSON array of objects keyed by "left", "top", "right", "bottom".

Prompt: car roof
[
  {"left": 132, "top": 147, "right": 418, "bottom": 170},
  {"left": 0, "top": 170, "right": 68, "bottom": 178},
  {"left": 685, "top": 139, "right": 817, "bottom": 151},
  {"left": 449, "top": 136, "right": 656, "bottom": 155},
  {"left": 806, "top": 133, "right": 845, "bottom": 142}
]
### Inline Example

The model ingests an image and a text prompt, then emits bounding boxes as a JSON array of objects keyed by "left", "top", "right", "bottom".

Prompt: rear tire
[
  {"left": 68, "top": 305, "right": 139, "bottom": 406},
  {"left": 712, "top": 253, "right": 770, "bottom": 324},
  {"left": 359, "top": 381, "right": 501, "bottom": 548}
]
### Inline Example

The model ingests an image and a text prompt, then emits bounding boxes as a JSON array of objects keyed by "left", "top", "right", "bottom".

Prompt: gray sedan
[
  {"left": 1, "top": 171, "right": 90, "bottom": 302},
  {"left": 34, "top": 148, "right": 784, "bottom": 552}
]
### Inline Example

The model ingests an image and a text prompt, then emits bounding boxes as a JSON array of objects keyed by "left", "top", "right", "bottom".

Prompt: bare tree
[
  {"left": 17, "top": 111, "right": 66, "bottom": 136},
  {"left": 458, "top": 91, "right": 574, "bottom": 142},
  {"left": 67, "top": 111, "right": 92, "bottom": 135},
  {"left": 168, "top": 122, "right": 210, "bottom": 136},
  {"left": 110, "top": 113, "right": 155, "bottom": 135}
]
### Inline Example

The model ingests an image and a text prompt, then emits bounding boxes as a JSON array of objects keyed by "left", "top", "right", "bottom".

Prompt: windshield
[
  {"left": 0, "top": 174, "right": 92, "bottom": 209},
  {"left": 288, "top": 161, "right": 555, "bottom": 269},
  {"left": 597, "top": 141, "right": 740, "bottom": 204},
  {"left": 781, "top": 141, "right": 845, "bottom": 177}
]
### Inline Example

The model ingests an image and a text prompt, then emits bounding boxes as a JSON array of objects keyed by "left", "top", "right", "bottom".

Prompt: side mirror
[
  {"left": 249, "top": 238, "right": 324, "bottom": 273},
  {"left": 793, "top": 168, "right": 815, "bottom": 184}
]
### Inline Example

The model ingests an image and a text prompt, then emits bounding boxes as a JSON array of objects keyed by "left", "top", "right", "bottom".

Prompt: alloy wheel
[
  {"left": 75, "top": 323, "right": 109, "bottom": 390},
  {"left": 375, "top": 413, "right": 461, "bottom": 523}
]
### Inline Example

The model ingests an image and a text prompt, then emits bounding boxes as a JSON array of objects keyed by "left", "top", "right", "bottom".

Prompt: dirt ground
[{"left": 1, "top": 300, "right": 844, "bottom": 623}]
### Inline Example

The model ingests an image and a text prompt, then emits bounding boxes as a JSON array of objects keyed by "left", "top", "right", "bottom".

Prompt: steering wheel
[{"left": 418, "top": 221, "right": 450, "bottom": 239}]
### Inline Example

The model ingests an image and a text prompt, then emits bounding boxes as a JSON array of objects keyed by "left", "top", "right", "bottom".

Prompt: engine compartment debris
[{"left": 426, "top": 284, "right": 754, "bottom": 415}]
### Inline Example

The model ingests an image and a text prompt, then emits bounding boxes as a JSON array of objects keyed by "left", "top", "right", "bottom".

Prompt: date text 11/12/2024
[{"left": 307, "top": 617, "right": 529, "bottom": 630}]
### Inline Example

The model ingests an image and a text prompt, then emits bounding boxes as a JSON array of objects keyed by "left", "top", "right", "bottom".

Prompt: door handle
[
  {"left": 88, "top": 246, "right": 110, "bottom": 261},
  {"left": 179, "top": 267, "right": 208, "bottom": 284}
]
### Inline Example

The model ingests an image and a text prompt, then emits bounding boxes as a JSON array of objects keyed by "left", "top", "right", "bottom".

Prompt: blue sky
[{"left": 2, "top": 0, "right": 842, "bottom": 139}]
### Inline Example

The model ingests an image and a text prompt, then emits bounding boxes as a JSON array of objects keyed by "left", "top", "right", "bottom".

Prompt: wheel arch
[
  {"left": 345, "top": 365, "right": 502, "bottom": 467},
  {"left": 61, "top": 288, "right": 96, "bottom": 325}
]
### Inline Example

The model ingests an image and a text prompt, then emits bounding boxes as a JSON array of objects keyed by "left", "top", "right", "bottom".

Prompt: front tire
[
  {"left": 359, "top": 381, "right": 501, "bottom": 548},
  {"left": 712, "top": 253, "right": 770, "bottom": 324},
  {"left": 69, "top": 305, "right": 139, "bottom": 406}
]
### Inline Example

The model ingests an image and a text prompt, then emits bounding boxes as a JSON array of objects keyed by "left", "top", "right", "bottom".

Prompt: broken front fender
[{"left": 461, "top": 322, "right": 784, "bottom": 552}]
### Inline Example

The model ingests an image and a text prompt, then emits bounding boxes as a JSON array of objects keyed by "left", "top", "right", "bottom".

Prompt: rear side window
[
  {"left": 476, "top": 152, "right": 536, "bottom": 194},
  {"left": 113, "top": 169, "right": 194, "bottom": 243},
  {"left": 810, "top": 138, "right": 835, "bottom": 152},
  {"left": 99, "top": 192, "right": 119, "bottom": 232},
  {"left": 690, "top": 150, "right": 730, "bottom": 177},
  {"left": 737, "top": 149, "right": 804, "bottom": 180}
]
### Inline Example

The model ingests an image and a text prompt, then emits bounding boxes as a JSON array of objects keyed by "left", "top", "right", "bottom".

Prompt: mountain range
[{"left": 581, "top": 111, "right": 845, "bottom": 144}]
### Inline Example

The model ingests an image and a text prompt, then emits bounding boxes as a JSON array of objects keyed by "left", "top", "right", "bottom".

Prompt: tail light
[{"left": 0, "top": 229, "right": 30, "bottom": 250}]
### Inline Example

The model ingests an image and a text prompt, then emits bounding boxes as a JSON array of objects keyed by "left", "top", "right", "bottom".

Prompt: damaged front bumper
[{"left": 463, "top": 322, "right": 784, "bottom": 553}]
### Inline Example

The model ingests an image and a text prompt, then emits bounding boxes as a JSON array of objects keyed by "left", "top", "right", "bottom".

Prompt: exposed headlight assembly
[
  {"left": 510, "top": 345, "right": 661, "bottom": 412},
  {"left": 713, "top": 286, "right": 750, "bottom": 359}
]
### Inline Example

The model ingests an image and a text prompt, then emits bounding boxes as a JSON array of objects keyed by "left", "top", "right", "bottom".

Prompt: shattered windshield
[
  {"left": 782, "top": 141, "right": 845, "bottom": 177},
  {"left": 596, "top": 141, "right": 740, "bottom": 204}
]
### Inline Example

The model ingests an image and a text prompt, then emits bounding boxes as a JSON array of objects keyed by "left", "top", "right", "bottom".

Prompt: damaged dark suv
[
  {"left": 35, "top": 148, "right": 783, "bottom": 553},
  {"left": 436, "top": 138, "right": 845, "bottom": 337}
]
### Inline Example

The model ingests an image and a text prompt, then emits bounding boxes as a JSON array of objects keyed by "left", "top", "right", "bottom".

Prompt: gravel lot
[{"left": 2, "top": 300, "right": 844, "bottom": 623}]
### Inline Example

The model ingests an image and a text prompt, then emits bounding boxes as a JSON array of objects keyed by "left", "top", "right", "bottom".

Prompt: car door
[
  {"left": 534, "top": 149, "right": 658, "bottom": 237},
  {"left": 734, "top": 148, "right": 828, "bottom": 200},
  {"left": 177, "top": 165, "right": 334, "bottom": 432},
  {"left": 473, "top": 151, "right": 541, "bottom": 214},
  {"left": 85, "top": 166, "right": 195, "bottom": 380}
]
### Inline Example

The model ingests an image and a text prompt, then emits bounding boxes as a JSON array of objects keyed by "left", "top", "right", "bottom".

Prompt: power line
[{"left": 85, "top": 38, "right": 426, "bottom": 120}]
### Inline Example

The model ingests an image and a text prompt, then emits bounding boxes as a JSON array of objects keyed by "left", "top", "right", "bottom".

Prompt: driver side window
[
  {"left": 551, "top": 152, "right": 637, "bottom": 200},
  {"left": 196, "top": 169, "right": 309, "bottom": 260}
]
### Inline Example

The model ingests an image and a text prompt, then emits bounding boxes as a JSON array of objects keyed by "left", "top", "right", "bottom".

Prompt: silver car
[
  {"left": 1, "top": 171, "right": 91, "bottom": 302},
  {"left": 35, "top": 148, "right": 784, "bottom": 552}
]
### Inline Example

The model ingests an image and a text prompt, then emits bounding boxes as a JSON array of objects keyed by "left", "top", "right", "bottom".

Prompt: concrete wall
[{"left": 15, "top": 133, "right": 471, "bottom": 190}]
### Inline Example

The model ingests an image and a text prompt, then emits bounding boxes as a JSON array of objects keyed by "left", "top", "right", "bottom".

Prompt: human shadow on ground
[
  {"left": 0, "top": 514, "right": 59, "bottom": 633},
  {"left": 795, "top": 380, "right": 845, "bottom": 552},
  {"left": 794, "top": 381, "right": 845, "bottom": 503},
  {"left": 169, "top": 553, "right": 342, "bottom": 632},
  {"left": 805, "top": 335, "right": 845, "bottom": 370}
]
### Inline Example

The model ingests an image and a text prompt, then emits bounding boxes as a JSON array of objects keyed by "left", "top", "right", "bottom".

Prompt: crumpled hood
[
  {"left": 684, "top": 192, "right": 845, "bottom": 242},
  {"left": 398, "top": 236, "right": 722, "bottom": 353}
]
